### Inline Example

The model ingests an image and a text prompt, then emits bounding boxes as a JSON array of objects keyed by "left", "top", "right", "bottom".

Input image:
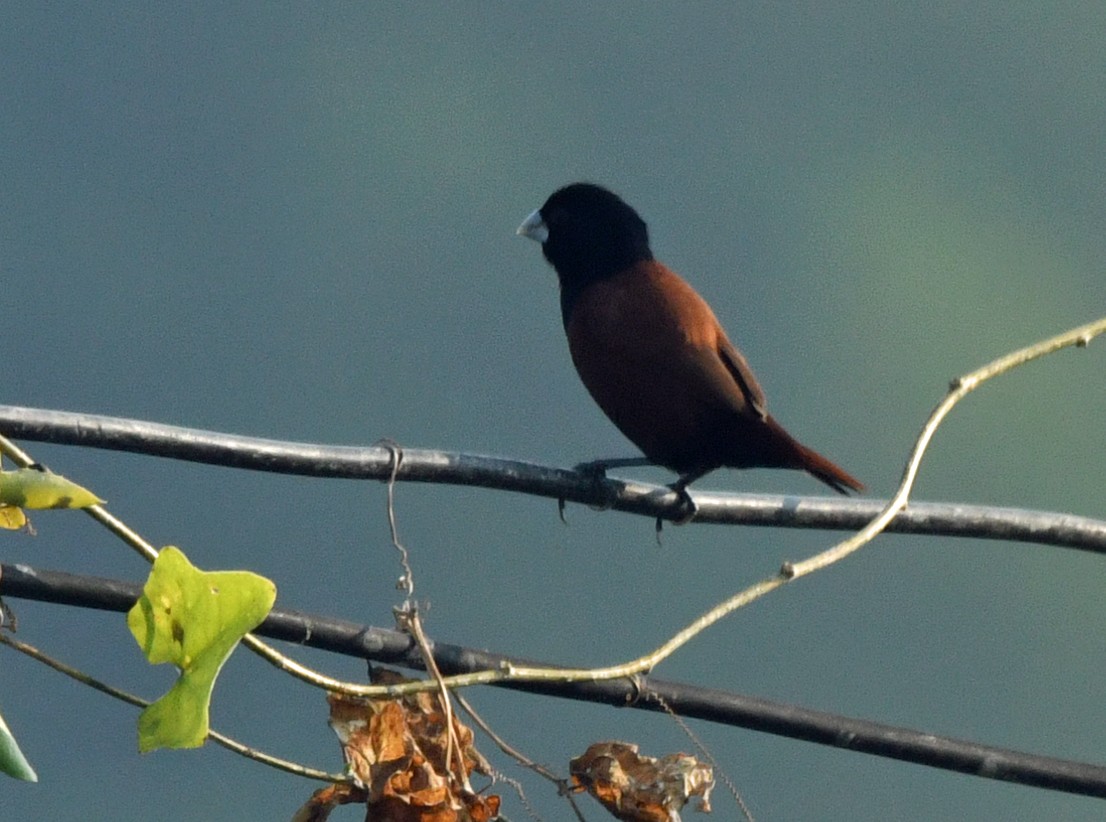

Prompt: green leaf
[
  {"left": 0, "top": 506, "right": 28, "bottom": 531},
  {"left": 0, "top": 467, "right": 103, "bottom": 510},
  {"left": 127, "top": 547, "right": 276, "bottom": 752},
  {"left": 0, "top": 708, "right": 38, "bottom": 782}
]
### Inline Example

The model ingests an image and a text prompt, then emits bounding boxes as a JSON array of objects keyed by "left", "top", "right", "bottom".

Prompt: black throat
[{"left": 556, "top": 248, "right": 652, "bottom": 330}]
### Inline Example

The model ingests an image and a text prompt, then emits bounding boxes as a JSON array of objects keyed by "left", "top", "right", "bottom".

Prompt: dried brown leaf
[
  {"left": 322, "top": 668, "right": 499, "bottom": 822},
  {"left": 570, "top": 741, "right": 714, "bottom": 822}
]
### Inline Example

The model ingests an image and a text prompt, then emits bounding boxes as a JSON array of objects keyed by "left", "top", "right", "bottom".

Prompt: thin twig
[
  {"left": 380, "top": 440, "right": 414, "bottom": 598},
  {"left": 485, "top": 316, "right": 1106, "bottom": 686},
  {"left": 400, "top": 607, "right": 470, "bottom": 793},
  {"left": 784, "top": 314, "right": 1106, "bottom": 579},
  {"left": 0, "top": 433, "right": 157, "bottom": 563},
  {"left": 454, "top": 690, "right": 584, "bottom": 822},
  {"left": 0, "top": 433, "right": 437, "bottom": 701},
  {"left": 0, "top": 632, "right": 347, "bottom": 783},
  {"left": 380, "top": 450, "right": 470, "bottom": 792}
]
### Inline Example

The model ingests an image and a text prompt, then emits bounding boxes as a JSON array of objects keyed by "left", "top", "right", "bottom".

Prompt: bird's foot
[
  {"left": 575, "top": 461, "right": 618, "bottom": 512},
  {"left": 655, "top": 482, "right": 698, "bottom": 535},
  {"left": 572, "top": 459, "right": 612, "bottom": 478},
  {"left": 559, "top": 459, "right": 628, "bottom": 520}
]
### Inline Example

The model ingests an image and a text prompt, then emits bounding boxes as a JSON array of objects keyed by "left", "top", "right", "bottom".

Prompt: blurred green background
[{"left": 3, "top": 4, "right": 1106, "bottom": 820}]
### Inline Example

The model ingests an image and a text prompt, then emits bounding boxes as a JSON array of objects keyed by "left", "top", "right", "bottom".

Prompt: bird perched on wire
[{"left": 517, "top": 182, "right": 863, "bottom": 519}]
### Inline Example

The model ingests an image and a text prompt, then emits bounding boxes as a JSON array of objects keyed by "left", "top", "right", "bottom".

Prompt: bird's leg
[
  {"left": 561, "top": 457, "right": 655, "bottom": 518},
  {"left": 572, "top": 456, "right": 655, "bottom": 475}
]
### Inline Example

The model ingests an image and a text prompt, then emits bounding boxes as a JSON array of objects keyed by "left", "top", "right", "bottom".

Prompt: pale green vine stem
[
  {"left": 362, "top": 314, "right": 1106, "bottom": 693},
  {"left": 3, "top": 315, "right": 1104, "bottom": 698},
  {"left": 784, "top": 314, "right": 1106, "bottom": 580},
  {"left": 462, "top": 314, "right": 1106, "bottom": 688}
]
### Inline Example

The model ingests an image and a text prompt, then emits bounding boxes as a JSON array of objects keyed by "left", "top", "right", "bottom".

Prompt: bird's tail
[
  {"left": 793, "top": 441, "right": 865, "bottom": 494},
  {"left": 765, "top": 416, "right": 865, "bottom": 495}
]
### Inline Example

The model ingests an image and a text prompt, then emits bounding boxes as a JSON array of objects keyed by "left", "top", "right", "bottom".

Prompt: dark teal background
[{"left": 3, "top": 4, "right": 1106, "bottom": 819}]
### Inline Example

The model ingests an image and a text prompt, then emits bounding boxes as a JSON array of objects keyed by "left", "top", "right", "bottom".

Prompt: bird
[{"left": 517, "top": 182, "right": 863, "bottom": 517}]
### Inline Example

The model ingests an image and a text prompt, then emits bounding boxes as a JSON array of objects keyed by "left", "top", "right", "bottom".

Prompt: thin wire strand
[{"left": 653, "top": 693, "right": 754, "bottom": 822}]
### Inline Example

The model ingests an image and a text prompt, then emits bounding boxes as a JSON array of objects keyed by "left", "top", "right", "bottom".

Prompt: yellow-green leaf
[
  {"left": 0, "top": 708, "right": 37, "bottom": 782},
  {"left": 0, "top": 467, "right": 103, "bottom": 510},
  {"left": 127, "top": 547, "right": 276, "bottom": 752}
]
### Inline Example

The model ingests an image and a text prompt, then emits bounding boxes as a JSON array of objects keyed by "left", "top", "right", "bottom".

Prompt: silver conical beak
[{"left": 516, "top": 209, "right": 549, "bottom": 243}]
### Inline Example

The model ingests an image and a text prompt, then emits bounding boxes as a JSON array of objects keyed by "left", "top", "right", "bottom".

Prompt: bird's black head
[{"left": 518, "top": 183, "right": 653, "bottom": 290}]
